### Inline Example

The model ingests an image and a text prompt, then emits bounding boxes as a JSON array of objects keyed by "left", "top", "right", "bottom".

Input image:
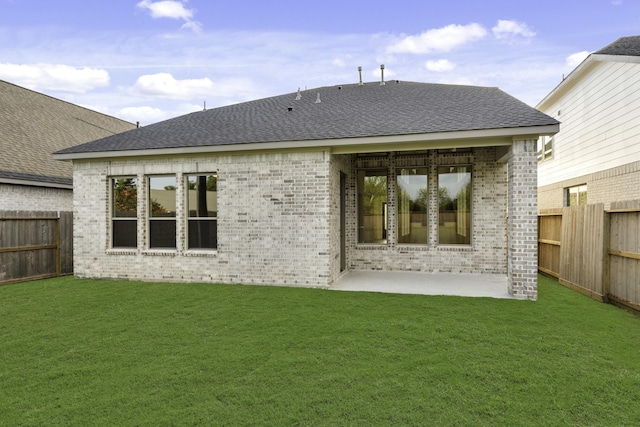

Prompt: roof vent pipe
[
  {"left": 358, "top": 66, "right": 363, "bottom": 85},
  {"left": 315, "top": 92, "right": 321, "bottom": 103},
  {"left": 380, "top": 64, "right": 386, "bottom": 85},
  {"left": 295, "top": 87, "right": 302, "bottom": 100}
]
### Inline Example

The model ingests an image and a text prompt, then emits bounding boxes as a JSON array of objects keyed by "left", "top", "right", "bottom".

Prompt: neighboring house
[
  {"left": 537, "top": 36, "right": 640, "bottom": 210},
  {"left": 0, "top": 80, "right": 136, "bottom": 211},
  {"left": 54, "top": 80, "right": 558, "bottom": 300}
]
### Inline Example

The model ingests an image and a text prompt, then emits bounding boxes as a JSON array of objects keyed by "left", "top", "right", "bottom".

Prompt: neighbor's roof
[
  {"left": 55, "top": 80, "right": 558, "bottom": 159},
  {"left": 0, "top": 80, "right": 135, "bottom": 187},
  {"left": 594, "top": 35, "right": 640, "bottom": 56}
]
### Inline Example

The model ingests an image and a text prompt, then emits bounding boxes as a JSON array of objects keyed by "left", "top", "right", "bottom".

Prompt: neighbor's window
[
  {"left": 537, "top": 136, "right": 553, "bottom": 162},
  {"left": 438, "top": 166, "right": 471, "bottom": 245},
  {"left": 567, "top": 185, "right": 587, "bottom": 206},
  {"left": 112, "top": 177, "right": 138, "bottom": 248},
  {"left": 148, "top": 175, "right": 177, "bottom": 248},
  {"left": 397, "top": 168, "right": 428, "bottom": 244},
  {"left": 186, "top": 174, "right": 217, "bottom": 249},
  {"left": 357, "top": 169, "right": 387, "bottom": 244}
]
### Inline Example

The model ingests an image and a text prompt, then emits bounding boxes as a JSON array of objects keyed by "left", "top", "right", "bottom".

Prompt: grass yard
[{"left": 1, "top": 275, "right": 639, "bottom": 426}]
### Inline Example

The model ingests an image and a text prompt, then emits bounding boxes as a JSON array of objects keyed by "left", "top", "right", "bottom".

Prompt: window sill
[
  {"left": 184, "top": 249, "right": 218, "bottom": 257},
  {"left": 436, "top": 245, "right": 473, "bottom": 251},
  {"left": 142, "top": 249, "right": 178, "bottom": 256},
  {"left": 107, "top": 248, "right": 137, "bottom": 256},
  {"left": 355, "top": 244, "right": 389, "bottom": 250}
]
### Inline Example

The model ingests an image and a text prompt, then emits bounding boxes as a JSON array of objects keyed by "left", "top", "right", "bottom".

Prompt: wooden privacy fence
[
  {"left": 538, "top": 201, "right": 640, "bottom": 313},
  {"left": 0, "top": 211, "right": 73, "bottom": 285}
]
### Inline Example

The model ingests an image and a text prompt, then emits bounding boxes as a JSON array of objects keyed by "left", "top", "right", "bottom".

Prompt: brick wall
[
  {"left": 72, "top": 146, "right": 522, "bottom": 290},
  {"left": 508, "top": 139, "right": 538, "bottom": 300},
  {"left": 345, "top": 148, "right": 509, "bottom": 275},
  {"left": 72, "top": 151, "right": 333, "bottom": 287},
  {"left": 538, "top": 160, "right": 640, "bottom": 210},
  {"left": 0, "top": 184, "right": 72, "bottom": 211}
]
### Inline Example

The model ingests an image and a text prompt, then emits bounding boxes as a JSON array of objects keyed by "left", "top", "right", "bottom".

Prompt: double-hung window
[
  {"left": 111, "top": 177, "right": 138, "bottom": 248},
  {"left": 186, "top": 174, "right": 217, "bottom": 249},
  {"left": 148, "top": 176, "right": 177, "bottom": 249}
]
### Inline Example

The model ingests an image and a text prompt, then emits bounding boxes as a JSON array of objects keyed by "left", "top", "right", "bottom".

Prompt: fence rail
[
  {"left": 0, "top": 211, "right": 73, "bottom": 285},
  {"left": 538, "top": 201, "right": 640, "bottom": 314}
]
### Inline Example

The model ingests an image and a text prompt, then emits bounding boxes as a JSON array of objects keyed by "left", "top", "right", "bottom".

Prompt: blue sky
[{"left": 1, "top": 0, "right": 639, "bottom": 125}]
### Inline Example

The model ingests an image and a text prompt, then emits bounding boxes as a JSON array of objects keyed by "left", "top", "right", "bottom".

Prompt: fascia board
[
  {"left": 0, "top": 177, "right": 73, "bottom": 190},
  {"left": 52, "top": 124, "right": 559, "bottom": 161}
]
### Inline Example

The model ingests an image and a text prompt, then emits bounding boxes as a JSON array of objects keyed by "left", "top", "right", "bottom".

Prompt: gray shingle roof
[
  {"left": 56, "top": 81, "right": 558, "bottom": 156},
  {"left": 0, "top": 80, "right": 135, "bottom": 185},
  {"left": 595, "top": 35, "right": 640, "bottom": 56}
]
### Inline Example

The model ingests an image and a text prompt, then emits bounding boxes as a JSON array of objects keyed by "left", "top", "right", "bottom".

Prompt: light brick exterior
[
  {"left": 0, "top": 183, "right": 72, "bottom": 211},
  {"left": 72, "top": 145, "right": 529, "bottom": 295},
  {"left": 342, "top": 148, "right": 508, "bottom": 275},
  {"left": 74, "top": 151, "right": 332, "bottom": 286},
  {"left": 508, "top": 139, "right": 539, "bottom": 300}
]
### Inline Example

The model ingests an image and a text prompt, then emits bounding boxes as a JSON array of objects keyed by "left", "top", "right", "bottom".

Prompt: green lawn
[{"left": 1, "top": 275, "right": 639, "bottom": 426}]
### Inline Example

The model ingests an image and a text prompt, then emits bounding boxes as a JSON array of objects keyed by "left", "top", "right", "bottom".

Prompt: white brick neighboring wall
[
  {"left": 72, "top": 151, "right": 333, "bottom": 287},
  {"left": 0, "top": 184, "right": 72, "bottom": 211}
]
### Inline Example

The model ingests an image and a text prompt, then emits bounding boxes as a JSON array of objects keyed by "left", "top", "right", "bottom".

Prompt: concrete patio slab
[{"left": 330, "top": 270, "right": 513, "bottom": 299}]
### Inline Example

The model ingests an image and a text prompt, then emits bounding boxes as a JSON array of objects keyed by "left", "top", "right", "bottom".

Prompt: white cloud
[
  {"left": 137, "top": 0, "right": 193, "bottom": 19},
  {"left": 387, "top": 23, "right": 487, "bottom": 54},
  {"left": 137, "top": 0, "right": 201, "bottom": 32},
  {"left": 0, "top": 63, "right": 109, "bottom": 93},
  {"left": 566, "top": 50, "right": 590, "bottom": 68},
  {"left": 118, "top": 106, "right": 169, "bottom": 124},
  {"left": 131, "top": 72, "right": 260, "bottom": 101},
  {"left": 425, "top": 59, "right": 456, "bottom": 72},
  {"left": 492, "top": 20, "right": 536, "bottom": 39},
  {"left": 132, "top": 73, "right": 214, "bottom": 99}
]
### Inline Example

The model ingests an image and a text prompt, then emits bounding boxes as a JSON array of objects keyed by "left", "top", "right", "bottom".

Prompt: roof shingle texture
[
  {"left": 57, "top": 81, "right": 558, "bottom": 155},
  {"left": 595, "top": 35, "right": 640, "bottom": 56},
  {"left": 0, "top": 80, "right": 135, "bottom": 183}
]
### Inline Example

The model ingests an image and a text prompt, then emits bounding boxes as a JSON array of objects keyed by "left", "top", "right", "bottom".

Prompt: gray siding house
[
  {"left": 54, "top": 80, "right": 558, "bottom": 300},
  {"left": 537, "top": 36, "right": 640, "bottom": 210},
  {"left": 0, "top": 80, "right": 135, "bottom": 211}
]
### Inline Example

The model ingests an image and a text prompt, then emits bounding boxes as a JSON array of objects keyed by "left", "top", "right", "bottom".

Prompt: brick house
[
  {"left": 537, "top": 36, "right": 640, "bottom": 210},
  {"left": 54, "top": 80, "right": 558, "bottom": 300},
  {"left": 0, "top": 80, "right": 135, "bottom": 211}
]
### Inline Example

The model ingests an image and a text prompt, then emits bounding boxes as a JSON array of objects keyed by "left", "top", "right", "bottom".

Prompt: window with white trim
[
  {"left": 537, "top": 136, "right": 553, "bottom": 162},
  {"left": 567, "top": 185, "right": 587, "bottom": 206}
]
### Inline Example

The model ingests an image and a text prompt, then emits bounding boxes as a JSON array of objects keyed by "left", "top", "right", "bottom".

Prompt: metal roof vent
[
  {"left": 358, "top": 66, "right": 363, "bottom": 85},
  {"left": 315, "top": 92, "right": 321, "bottom": 103},
  {"left": 295, "top": 87, "right": 302, "bottom": 100},
  {"left": 380, "top": 64, "right": 386, "bottom": 85}
]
